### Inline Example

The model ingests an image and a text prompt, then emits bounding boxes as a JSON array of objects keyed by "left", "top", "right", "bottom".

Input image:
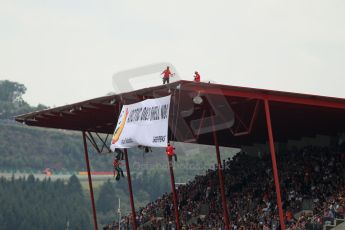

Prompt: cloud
[{"left": 0, "top": 0, "right": 345, "bottom": 106}]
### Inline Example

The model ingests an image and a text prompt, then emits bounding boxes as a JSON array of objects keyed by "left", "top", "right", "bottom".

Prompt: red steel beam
[
  {"left": 211, "top": 116, "right": 231, "bottom": 230},
  {"left": 167, "top": 155, "right": 181, "bottom": 230},
  {"left": 264, "top": 100, "right": 285, "bottom": 230},
  {"left": 124, "top": 149, "right": 137, "bottom": 230},
  {"left": 82, "top": 131, "right": 99, "bottom": 230},
  {"left": 185, "top": 85, "right": 345, "bottom": 110}
]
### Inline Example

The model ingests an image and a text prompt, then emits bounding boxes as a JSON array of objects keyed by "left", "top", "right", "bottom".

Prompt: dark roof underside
[{"left": 15, "top": 81, "right": 345, "bottom": 148}]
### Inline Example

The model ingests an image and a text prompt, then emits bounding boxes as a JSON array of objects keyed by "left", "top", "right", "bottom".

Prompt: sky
[{"left": 0, "top": 0, "right": 344, "bottom": 107}]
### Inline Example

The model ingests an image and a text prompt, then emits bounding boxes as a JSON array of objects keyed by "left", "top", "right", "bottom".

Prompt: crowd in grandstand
[{"left": 108, "top": 143, "right": 345, "bottom": 230}]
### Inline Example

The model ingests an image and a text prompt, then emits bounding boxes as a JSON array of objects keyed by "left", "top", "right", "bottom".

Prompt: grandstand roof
[{"left": 15, "top": 81, "right": 345, "bottom": 147}]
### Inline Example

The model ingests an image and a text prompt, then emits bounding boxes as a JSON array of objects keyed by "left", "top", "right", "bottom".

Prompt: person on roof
[
  {"left": 166, "top": 142, "right": 177, "bottom": 162},
  {"left": 194, "top": 71, "right": 201, "bottom": 82},
  {"left": 113, "top": 155, "right": 124, "bottom": 181},
  {"left": 161, "top": 66, "right": 174, "bottom": 85}
]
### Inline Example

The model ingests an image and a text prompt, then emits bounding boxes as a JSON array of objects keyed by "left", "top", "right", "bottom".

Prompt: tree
[
  {"left": 96, "top": 180, "right": 117, "bottom": 213},
  {"left": 0, "top": 80, "right": 26, "bottom": 104},
  {"left": 0, "top": 80, "right": 48, "bottom": 119},
  {"left": 67, "top": 174, "right": 82, "bottom": 193}
]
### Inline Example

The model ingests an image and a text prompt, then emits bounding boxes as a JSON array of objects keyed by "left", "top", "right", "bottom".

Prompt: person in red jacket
[
  {"left": 166, "top": 142, "right": 177, "bottom": 161},
  {"left": 194, "top": 71, "right": 201, "bottom": 82},
  {"left": 161, "top": 66, "right": 173, "bottom": 84}
]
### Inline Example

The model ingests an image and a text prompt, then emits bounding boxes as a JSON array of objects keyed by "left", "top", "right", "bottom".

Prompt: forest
[{"left": 0, "top": 175, "right": 90, "bottom": 229}]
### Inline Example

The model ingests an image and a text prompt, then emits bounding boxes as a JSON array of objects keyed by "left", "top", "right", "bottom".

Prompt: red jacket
[
  {"left": 166, "top": 145, "right": 174, "bottom": 156},
  {"left": 194, "top": 73, "right": 200, "bottom": 82},
  {"left": 162, "top": 69, "right": 171, "bottom": 78},
  {"left": 113, "top": 159, "right": 120, "bottom": 167}
]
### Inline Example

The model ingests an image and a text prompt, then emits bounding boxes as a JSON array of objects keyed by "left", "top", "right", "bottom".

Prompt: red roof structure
[{"left": 15, "top": 80, "right": 345, "bottom": 147}]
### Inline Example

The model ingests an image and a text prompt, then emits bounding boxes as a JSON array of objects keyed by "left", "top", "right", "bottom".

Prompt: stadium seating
[{"left": 119, "top": 145, "right": 345, "bottom": 229}]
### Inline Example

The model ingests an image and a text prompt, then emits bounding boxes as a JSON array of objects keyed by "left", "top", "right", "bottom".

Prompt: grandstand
[
  {"left": 134, "top": 144, "right": 345, "bottom": 229},
  {"left": 15, "top": 80, "right": 345, "bottom": 230}
]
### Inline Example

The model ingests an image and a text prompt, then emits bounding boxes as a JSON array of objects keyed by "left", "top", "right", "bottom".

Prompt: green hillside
[{"left": 0, "top": 120, "right": 110, "bottom": 172}]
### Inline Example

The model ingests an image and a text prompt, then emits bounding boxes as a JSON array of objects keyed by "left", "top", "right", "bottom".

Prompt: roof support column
[
  {"left": 264, "top": 99, "right": 285, "bottom": 230},
  {"left": 124, "top": 149, "right": 137, "bottom": 230},
  {"left": 167, "top": 154, "right": 181, "bottom": 230},
  {"left": 82, "top": 131, "right": 99, "bottom": 230},
  {"left": 211, "top": 116, "right": 231, "bottom": 230}
]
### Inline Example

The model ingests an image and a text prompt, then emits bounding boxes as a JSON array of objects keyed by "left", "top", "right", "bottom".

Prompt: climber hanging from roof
[
  {"left": 113, "top": 154, "right": 125, "bottom": 181},
  {"left": 166, "top": 142, "right": 177, "bottom": 162},
  {"left": 115, "top": 148, "right": 124, "bottom": 160}
]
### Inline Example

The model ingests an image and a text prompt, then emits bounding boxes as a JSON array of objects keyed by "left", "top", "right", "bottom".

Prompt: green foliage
[
  {"left": 96, "top": 180, "right": 117, "bottom": 213},
  {"left": 0, "top": 175, "right": 91, "bottom": 230},
  {"left": 0, "top": 121, "right": 111, "bottom": 171},
  {"left": 0, "top": 80, "right": 48, "bottom": 119},
  {"left": 0, "top": 80, "right": 26, "bottom": 103}
]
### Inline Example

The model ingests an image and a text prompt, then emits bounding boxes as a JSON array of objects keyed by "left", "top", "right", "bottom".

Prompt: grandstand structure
[{"left": 15, "top": 80, "right": 345, "bottom": 230}]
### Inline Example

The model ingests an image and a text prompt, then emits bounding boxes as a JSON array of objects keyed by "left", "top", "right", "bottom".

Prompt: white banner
[{"left": 110, "top": 95, "right": 171, "bottom": 150}]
